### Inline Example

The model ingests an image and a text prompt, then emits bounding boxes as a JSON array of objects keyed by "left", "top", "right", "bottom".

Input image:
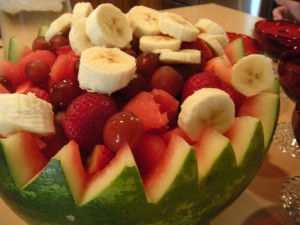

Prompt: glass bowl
[
  {"left": 254, "top": 20, "right": 300, "bottom": 61},
  {"left": 278, "top": 49, "right": 300, "bottom": 101}
]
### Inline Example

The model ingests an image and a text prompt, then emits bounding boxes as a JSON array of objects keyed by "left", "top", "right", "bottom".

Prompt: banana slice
[
  {"left": 127, "top": 5, "right": 161, "bottom": 38},
  {"left": 159, "top": 49, "right": 201, "bottom": 64},
  {"left": 198, "top": 33, "right": 224, "bottom": 56},
  {"left": 195, "top": 18, "right": 227, "bottom": 37},
  {"left": 178, "top": 88, "right": 235, "bottom": 141},
  {"left": 86, "top": 3, "right": 132, "bottom": 48},
  {"left": 0, "top": 93, "right": 54, "bottom": 137},
  {"left": 212, "top": 34, "right": 229, "bottom": 49},
  {"left": 159, "top": 12, "right": 199, "bottom": 42},
  {"left": 78, "top": 46, "right": 136, "bottom": 95},
  {"left": 45, "top": 13, "right": 72, "bottom": 42},
  {"left": 71, "top": 2, "right": 93, "bottom": 26},
  {"left": 69, "top": 18, "right": 94, "bottom": 55},
  {"left": 231, "top": 54, "right": 275, "bottom": 97},
  {"left": 195, "top": 18, "right": 229, "bottom": 48},
  {"left": 139, "top": 35, "right": 181, "bottom": 53}
]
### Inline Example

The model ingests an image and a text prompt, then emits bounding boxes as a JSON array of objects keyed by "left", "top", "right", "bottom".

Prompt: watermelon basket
[{"left": 0, "top": 3, "right": 280, "bottom": 225}]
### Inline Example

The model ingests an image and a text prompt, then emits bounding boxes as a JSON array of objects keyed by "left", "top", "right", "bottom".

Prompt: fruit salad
[{"left": 0, "top": 2, "right": 279, "bottom": 225}]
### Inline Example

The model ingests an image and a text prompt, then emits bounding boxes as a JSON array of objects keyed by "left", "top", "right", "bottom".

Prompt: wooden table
[{"left": 0, "top": 3, "right": 299, "bottom": 225}]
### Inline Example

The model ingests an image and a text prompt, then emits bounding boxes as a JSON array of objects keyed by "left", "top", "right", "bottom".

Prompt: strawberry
[
  {"left": 86, "top": 145, "right": 115, "bottom": 176},
  {"left": 24, "top": 87, "right": 51, "bottom": 103},
  {"left": 219, "top": 83, "right": 246, "bottom": 114},
  {"left": 62, "top": 92, "right": 118, "bottom": 152},
  {"left": 181, "top": 71, "right": 222, "bottom": 101}
]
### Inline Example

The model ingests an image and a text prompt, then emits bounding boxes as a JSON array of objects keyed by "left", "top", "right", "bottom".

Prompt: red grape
[
  {"left": 130, "top": 36, "right": 140, "bottom": 54},
  {"left": 32, "top": 36, "right": 51, "bottom": 51},
  {"left": 123, "top": 48, "right": 137, "bottom": 58},
  {"left": 119, "top": 73, "right": 148, "bottom": 100},
  {"left": 150, "top": 65, "right": 184, "bottom": 97},
  {"left": 49, "top": 35, "right": 69, "bottom": 53},
  {"left": 103, "top": 111, "right": 144, "bottom": 152},
  {"left": 136, "top": 53, "right": 161, "bottom": 79},
  {"left": 25, "top": 60, "right": 51, "bottom": 85},
  {"left": 50, "top": 79, "right": 82, "bottom": 110},
  {"left": 0, "top": 76, "right": 14, "bottom": 92}
]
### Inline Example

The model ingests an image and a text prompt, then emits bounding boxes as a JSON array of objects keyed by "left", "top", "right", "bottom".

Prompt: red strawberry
[
  {"left": 24, "top": 87, "right": 51, "bottom": 103},
  {"left": 220, "top": 83, "right": 246, "bottom": 114},
  {"left": 62, "top": 92, "right": 117, "bottom": 152},
  {"left": 86, "top": 145, "right": 115, "bottom": 176},
  {"left": 181, "top": 71, "right": 222, "bottom": 101}
]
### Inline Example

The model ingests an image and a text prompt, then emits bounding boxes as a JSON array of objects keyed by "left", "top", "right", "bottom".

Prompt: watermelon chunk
[
  {"left": 143, "top": 134, "right": 196, "bottom": 203},
  {"left": 0, "top": 141, "right": 77, "bottom": 224},
  {"left": 238, "top": 92, "right": 279, "bottom": 149},
  {"left": 0, "top": 59, "right": 22, "bottom": 88},
  {"left": 225, "top": 116, "right": 264, "bottom": 166},
  {"left": 204, "top": 55, "right": 232, "bottom": 85},
  {"left": 49, "top": 50, "right": 79, "bottom": 85},
  {"left": 18, "top": 50, "right": 57, "bottom": 84},
  {"left": 195, "top": 127, "right": 236, "bottom": 179},
  {"left": 151, "top": 88, "right": 179, "bottom": 121},
  {"left": 0, "top": 132, "right": 48, "bottom": 188},
  {"left": 123, "top": 91, "right": 169, "bottom": 131},
  {"left": 53, "top": 140, "right": 87, "bottom": 205},
  {"left": 225, "top": 37, "right": 245, "bottom": 65}
]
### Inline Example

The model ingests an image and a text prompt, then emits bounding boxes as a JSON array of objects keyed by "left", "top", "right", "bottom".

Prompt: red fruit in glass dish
[
  {"left": 181, "top": 38, "right": 214, "bottom": 60},
  {"left": 62, "top": 92, "right": 118, "bottom": 152},
  {"left": 226, "top": 32, "right": 263, "bottom": 55},
  {"left": 292, "top": 101, "right": 300, "bottom": 146},
  {"left": 277, "top": 49, "right": 300, "bottom": 102},
  {"left": 254, "top": 20, "right": 300, "bottom": 61},
  {"left": 181, "top": 71, "right": 222, "bottom": 101}
]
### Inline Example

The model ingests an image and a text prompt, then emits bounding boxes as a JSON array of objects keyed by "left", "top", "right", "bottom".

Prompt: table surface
[{"left": 0, "top": 3, "right": 299, "bottom": 225}]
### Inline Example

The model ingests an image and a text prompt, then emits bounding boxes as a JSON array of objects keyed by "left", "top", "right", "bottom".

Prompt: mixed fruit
[{"left": 0, "top": 2, "right": 274, "bottom": 178}]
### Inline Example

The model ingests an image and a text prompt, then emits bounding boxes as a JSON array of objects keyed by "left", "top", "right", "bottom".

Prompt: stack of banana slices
[{"left": 44, "top": 3, "right": 230, "bottom": 95}]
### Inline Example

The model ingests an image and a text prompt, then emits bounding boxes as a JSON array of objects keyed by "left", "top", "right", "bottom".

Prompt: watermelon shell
[{"left": 0, "top": 82, "right": 279, "bottom": 225}]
